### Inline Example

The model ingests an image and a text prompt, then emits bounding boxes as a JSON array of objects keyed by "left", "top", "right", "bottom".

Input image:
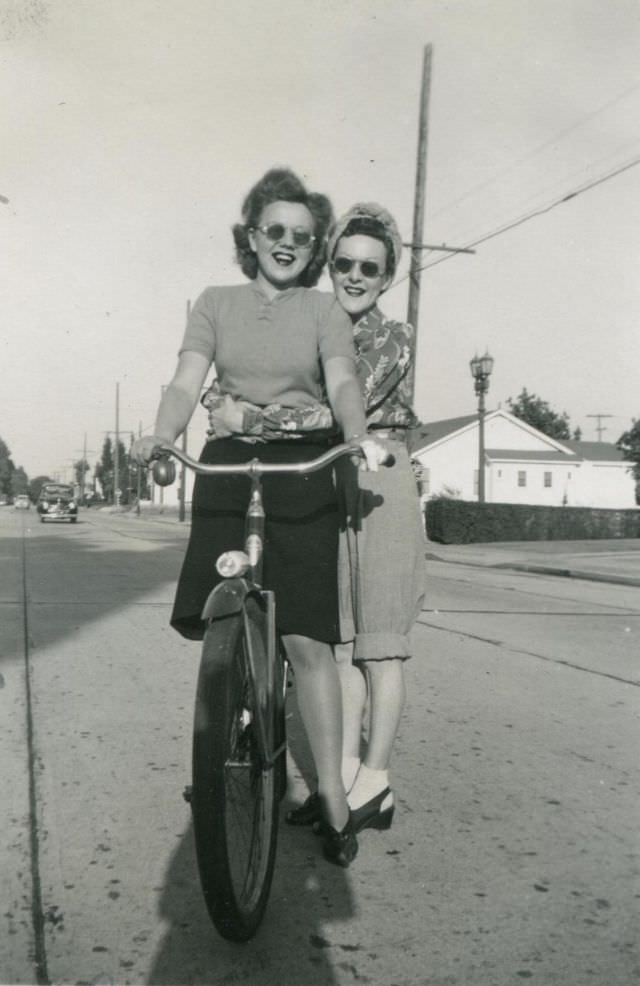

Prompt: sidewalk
[
  {"left": 426, "top": 537, "right": 640, "bottom": 588},
  {"left": 102, "top": 509, "right": 640, "bottom": 588}
]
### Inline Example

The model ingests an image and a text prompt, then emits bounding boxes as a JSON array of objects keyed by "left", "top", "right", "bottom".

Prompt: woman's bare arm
[{"left": 132, "top": 351, "right": 211, "bottom": 462}]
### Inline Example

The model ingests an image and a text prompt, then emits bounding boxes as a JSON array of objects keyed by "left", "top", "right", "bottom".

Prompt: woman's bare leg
[
  {"left": 334, "top": 642, "right": 366, "bottom": 790},
  {"left": 283, "top": 633, "right": 349, "bottom": 831},
  {"left": 348, "top": 657, "right": 405, "bottom": 810}
]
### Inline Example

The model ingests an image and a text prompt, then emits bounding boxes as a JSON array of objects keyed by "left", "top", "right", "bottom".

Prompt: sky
[{"left": 2, "top": 0, "right": 640, "bottom": 481}]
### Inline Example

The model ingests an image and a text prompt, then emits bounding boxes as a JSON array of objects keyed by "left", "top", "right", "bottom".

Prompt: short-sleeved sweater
[{"left": 179, "top": 282, "right": 356, "bottom": 408}]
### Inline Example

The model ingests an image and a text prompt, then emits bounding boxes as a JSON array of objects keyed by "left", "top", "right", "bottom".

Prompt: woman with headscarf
[{"left": 206, "top": 201, "right": 426, "bottom": 836}]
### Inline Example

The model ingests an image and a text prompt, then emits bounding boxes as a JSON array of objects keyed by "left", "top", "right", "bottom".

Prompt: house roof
[
  {"left": 408, "top": 409, "right": 571, "bottom": 456},
  {"left": 562, "top": 440, "right": 625, "bottom": 463},
  {"left": 408, "top": 414, "right": 478, "bottom": 453},
  {"left": 408, "top": 412, "right": 628, "bottom": 464},
  {"left": 485, "top": 449, "right": 579, "bottom": 462}
]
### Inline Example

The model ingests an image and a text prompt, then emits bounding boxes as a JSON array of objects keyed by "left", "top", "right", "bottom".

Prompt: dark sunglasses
[
  {"left": 332, "top": 256, "right": 383, "bottom": 279},
  {"left": 253, "top": 223, "right": 316, "bottom": 248}
]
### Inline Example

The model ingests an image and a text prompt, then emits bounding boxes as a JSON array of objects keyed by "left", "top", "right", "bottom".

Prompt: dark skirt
[{"left": 171, "top": 437, "right": 340, "bottom": 642}]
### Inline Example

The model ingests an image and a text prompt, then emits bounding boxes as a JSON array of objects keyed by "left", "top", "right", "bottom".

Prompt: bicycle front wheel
[{"left": 191, "top": 597, "right": 279, "bottom": 942}]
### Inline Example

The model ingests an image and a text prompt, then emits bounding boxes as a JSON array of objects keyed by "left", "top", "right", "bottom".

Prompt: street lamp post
[{"left": 469, "top": 351, "right": 494, "bottom": 503}]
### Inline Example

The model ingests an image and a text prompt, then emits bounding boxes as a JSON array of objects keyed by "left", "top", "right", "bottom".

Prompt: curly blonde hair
[{"left": 232, "top": 168, "right": 333, "bottom": 287}]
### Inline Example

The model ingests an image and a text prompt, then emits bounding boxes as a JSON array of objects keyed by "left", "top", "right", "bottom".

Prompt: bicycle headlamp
[{"left": 216, "top": 551, "right": 251, "bottom": 578}]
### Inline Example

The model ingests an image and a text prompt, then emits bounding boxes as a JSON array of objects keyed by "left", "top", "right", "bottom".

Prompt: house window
[
  {"left": 473, "top": 469, "right": 479, "bottom": 494},
  {"left": 497, "top": 470, "right": 502, "bottom": 478},
  {"left": 544, "top": 472, "right": 552, "bottom": 488},
  {"left": 518, "top": 470, "right": 527, "bottom": 487},
  {"left": 421, "top": 467, "right": 430, "bottom": 496}
]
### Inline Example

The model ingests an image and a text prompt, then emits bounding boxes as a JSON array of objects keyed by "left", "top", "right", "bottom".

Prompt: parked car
[
  {"left": 14, "top": 494, "right": 30, "bottom": 509},
  {"left": 37, "top": 483, "right": 78, "bottom": 523}
]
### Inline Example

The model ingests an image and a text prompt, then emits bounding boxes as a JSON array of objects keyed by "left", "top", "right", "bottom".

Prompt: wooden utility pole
[
  {"left": 114, "top": 382, "right": 120, "bottom": 506},
  {"left": 406, "top": 44, "right": 433, "bottom": 404},
  {"left": 136, "top": 421, "right": 142, "bottom": 516},
  {"left": 74, "top": 433, "right": 96, "bottom": 503},
  {"left": 586, "top": 414, "right": 613, "bottom": 442},
  {"left": 178, "top": 300, "right": 191, "bottom": 522},
  {"left": 81, "top": 433, "right": 87, "bottom": 502}
]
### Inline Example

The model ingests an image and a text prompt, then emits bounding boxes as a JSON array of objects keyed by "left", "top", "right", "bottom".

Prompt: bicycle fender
[{"left": 201, "top": 579, "right": 249, "bottom": 621}]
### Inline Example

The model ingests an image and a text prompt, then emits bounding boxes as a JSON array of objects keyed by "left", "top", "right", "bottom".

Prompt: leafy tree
[
  {"left": 94, "top": 437, "right": 113, "bottom": 502},
  {"left": 125, "top": 442, "right": 150, "bottom": 503},
  {"left": 114, "top": 439, "right": 129, "bottom": 503},
  {"left": 507, "top": 389, "right": 571, "bottom": 440},
  {"left": 29, "top": 475, "right": 54, "bottom": 501},
  {"left": 74, "top": 458, "right": 91, "bottom": 501},
  {"left": 616, "top": 419, "right": 640, "bottom": 503},
  {"left": 0, "top": 436, "right": 31, "bottom": 498},
  {"left": 0, "top": 437, "right": 15, "bottom": 497},
  {"left": 10, "top": 466, "right": 29, "bottom": 497},
  {"left": 94, "top": 436, "right": 128, "bottom": 504}
]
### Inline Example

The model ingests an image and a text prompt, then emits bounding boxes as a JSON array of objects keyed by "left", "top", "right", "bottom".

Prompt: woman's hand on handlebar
[
  {"left": 351, "top": 435, "right": 391, "bottom": 472},
  {"left": 132, "top": 435, "right": 168, "bottom": 466}
]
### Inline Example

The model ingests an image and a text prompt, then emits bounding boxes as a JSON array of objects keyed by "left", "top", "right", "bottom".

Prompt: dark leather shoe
[
  {"left": 285, "top": 791, "right": 322, "bottom": 826},
  {"left": 351, "top": 787, "right": 395, "bottom": 834},
  {"left": 322, "top": 813, "right": 358, "bottom": 867}
]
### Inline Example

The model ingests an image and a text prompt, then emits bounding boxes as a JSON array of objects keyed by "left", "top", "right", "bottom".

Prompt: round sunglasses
[
  {"left": 331, "top": 256, "right": 383, "bottom": 279},
  {"left": 253, "top": 223, "right": 316, "bottom": 248}
]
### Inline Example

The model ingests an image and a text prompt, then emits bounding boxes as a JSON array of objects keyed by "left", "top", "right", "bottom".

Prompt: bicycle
[{"left": 151, "top": 439, "right": 384, "bottom": 942}]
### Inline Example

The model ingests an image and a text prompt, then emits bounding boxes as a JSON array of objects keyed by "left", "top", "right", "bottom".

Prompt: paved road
[{"left": 1, "top": 508, "right": 639, "bottom": 985}]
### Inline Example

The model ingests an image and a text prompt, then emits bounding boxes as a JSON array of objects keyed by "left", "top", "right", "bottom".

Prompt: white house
[{"left": 409, "top": 409, "right": 636, "bottom": 510}]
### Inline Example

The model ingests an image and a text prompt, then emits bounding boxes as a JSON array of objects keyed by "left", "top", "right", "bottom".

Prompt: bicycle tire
[{"left": 191, "top": 596, "right": 280, "bottom": 942}]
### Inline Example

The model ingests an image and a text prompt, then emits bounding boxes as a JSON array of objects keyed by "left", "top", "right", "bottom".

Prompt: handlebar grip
[{"left": 152, "top": 457, "right": 176, "bottom": 486}]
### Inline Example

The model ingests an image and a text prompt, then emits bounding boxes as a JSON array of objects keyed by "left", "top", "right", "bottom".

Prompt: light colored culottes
[{"left": 337, "top": 440, "right": 427, "bottom": 660}]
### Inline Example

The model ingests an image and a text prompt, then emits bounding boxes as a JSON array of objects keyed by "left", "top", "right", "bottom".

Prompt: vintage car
[
  {"left": 14, "top": 494, "right": 30, "bottom": 509},
  {"left": 37, "top": 483, "right": 78, "bottom": 523}
]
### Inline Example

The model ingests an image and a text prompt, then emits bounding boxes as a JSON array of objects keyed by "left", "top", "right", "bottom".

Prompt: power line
[
  {"left": 429, "top": 81, "right": 640, "bottom": 223},
  {"left": 391, "top": 153, "right": 640, "bottom": 289}
]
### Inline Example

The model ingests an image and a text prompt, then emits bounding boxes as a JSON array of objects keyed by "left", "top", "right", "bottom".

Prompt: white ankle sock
[
  {"left": 342, "top": 756, "right": 361, "bottom": 793},
  {"left": 348, "top": 764, "right": 391, "bottom": 811}
]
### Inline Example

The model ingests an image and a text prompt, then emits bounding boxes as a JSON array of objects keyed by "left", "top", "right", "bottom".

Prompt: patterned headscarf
[{"left": 327, "top": 202, "right": 403, "bottom": 274}]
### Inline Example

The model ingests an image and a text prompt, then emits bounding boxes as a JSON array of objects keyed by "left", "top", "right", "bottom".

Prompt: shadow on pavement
[
  {"left": 0, "top": 524, "right": 186, "bottom": 662},
  {"left": 147, "top": 821, "right": 354, "bottom": 986},
  {"left": 147, "top": 695, "right": 354, "bottom": 986}
]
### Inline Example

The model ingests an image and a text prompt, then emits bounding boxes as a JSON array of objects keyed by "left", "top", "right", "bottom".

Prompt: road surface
[{"left": 1, "top": 507, "right": 638, "bottom": 985}]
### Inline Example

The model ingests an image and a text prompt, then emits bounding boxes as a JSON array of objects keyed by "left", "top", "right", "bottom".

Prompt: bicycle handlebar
[{"left": 151, "top": 441, "right": 394, "bottom": 486}]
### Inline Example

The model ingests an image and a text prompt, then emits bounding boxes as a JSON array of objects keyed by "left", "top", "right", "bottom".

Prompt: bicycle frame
[
  {"left": 202, "top": 470, "right": 279, "bottom": 770},
  {"left": 152, "top": 442, "right": 366, "bottom": 772}
]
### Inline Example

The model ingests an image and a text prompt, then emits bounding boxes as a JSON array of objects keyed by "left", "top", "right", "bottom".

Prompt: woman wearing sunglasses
[
  {"left": 205, "top": 201, "right": 426, "bottom": 838},
  {"left": 133, "top": 169, "right": 387, "bottom": 868},
  {"left": 325, "top": 203, "right": 426, "bottom": 833}
]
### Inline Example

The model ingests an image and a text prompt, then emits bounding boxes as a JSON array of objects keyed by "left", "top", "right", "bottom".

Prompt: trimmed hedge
[{"left": 425, "top": 498, "right": 640, "bottom": 544}]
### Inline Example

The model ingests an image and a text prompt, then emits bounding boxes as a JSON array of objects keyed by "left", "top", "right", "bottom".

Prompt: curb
[
  {"left": 426, "top": 552, "right": 640, "bottom": 588},
  {"left": 501, "top": 563, "right": 640, "bottom": 588}
]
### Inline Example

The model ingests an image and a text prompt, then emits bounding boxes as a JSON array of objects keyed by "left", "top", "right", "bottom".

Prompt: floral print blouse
[{"left": 353, "top": 306, "right": 417, "bottom": 430}]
